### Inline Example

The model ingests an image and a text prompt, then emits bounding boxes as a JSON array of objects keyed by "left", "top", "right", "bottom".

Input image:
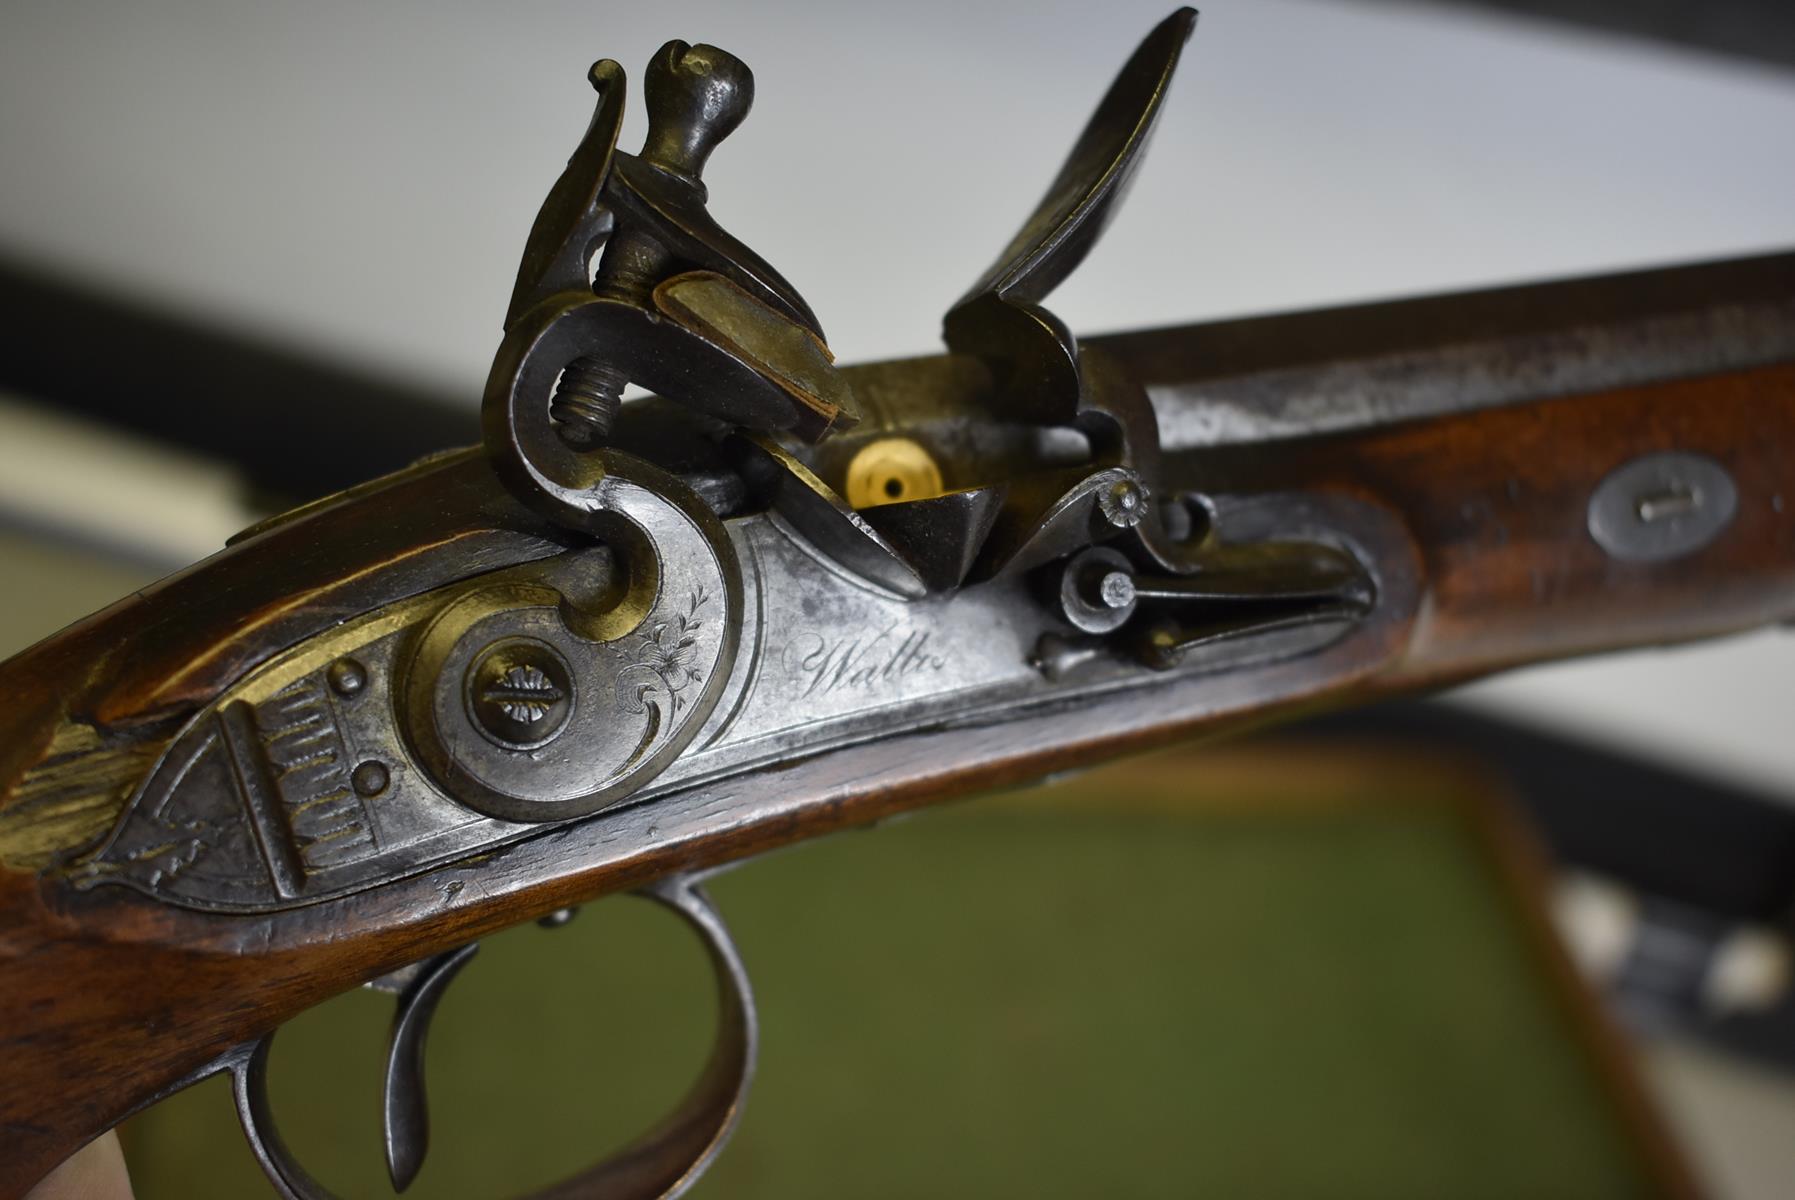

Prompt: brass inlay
[
  {"left": 0, "top": 722, "right": 162, "bottom": 871},
  {"left": 844, "top": 438, "right": 945, "bottom": 508}
]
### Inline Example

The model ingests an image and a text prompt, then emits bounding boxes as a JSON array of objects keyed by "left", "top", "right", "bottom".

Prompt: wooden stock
[
  {"left": 1, "top": 365, "right": 1792, "bottom": 1194},
  {"left": 1182, "top": 362, "right": 1795, "bottom": 684}
]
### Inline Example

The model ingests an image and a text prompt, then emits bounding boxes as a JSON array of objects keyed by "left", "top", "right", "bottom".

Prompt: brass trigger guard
[{"left": 226, "top": 873, "right": 757, "bottom": 1200}]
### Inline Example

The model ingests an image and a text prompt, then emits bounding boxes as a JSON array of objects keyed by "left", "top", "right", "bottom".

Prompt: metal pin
[
  {"left": 1636, "top": 486, "right": 1699, "bottom": 523},
  {"left": 1029, "top": 633, "right": 1106, "bottom": 681}
]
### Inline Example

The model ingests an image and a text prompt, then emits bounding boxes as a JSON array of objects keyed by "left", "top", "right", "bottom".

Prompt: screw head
[
  {"left": 1058, "top": 546, "right": 1137, "bottom": 635},
  {"left": 1099, "top": 478, "right": 1149, "bottom": 528},
  {"left": 1096, "top": 570, "right": 1136, "bottom": 610},
  {"left": 351, "top": 760, "right": 389, "bottom": 797},
  {"left": 327, "top": 657, "right": 367, "bottom": 697},
  {"left": 464, "top": 639, "right": 575, "bottom": 749}
]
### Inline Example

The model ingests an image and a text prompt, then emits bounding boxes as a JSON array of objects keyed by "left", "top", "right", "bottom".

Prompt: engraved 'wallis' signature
[{"left": 780, "top": 623, "right": 947, "bottom": 699}]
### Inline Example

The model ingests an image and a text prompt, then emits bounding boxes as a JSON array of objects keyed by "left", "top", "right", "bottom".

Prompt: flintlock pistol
[{"left": 2, "top": 9, "right": 1792, "bottom": 1196}]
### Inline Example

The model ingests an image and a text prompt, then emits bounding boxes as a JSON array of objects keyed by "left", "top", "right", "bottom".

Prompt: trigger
[{"left": 374, "top": 943, "right": 480, "bottom": 1193}]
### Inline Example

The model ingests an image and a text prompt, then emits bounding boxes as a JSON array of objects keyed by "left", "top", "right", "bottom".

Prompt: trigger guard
[
  {"left": 231, "top": 1037, "right": 333, "bottom": 1200},
  {"left": 229, "top": 874, "right": 757, "bottom": 1200},
  {"left": 533, "top": 876, "right": 758, "bottom": 1200}
]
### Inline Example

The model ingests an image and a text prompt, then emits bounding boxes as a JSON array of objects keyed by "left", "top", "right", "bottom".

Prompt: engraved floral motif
[{"left": 613, "top": 587, "right": 710, "bottom": 716}]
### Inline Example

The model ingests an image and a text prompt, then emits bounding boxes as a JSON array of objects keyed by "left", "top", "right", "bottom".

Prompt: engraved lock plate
[{"left": 70, "top": 465, "right": 740, "bottom": 911}]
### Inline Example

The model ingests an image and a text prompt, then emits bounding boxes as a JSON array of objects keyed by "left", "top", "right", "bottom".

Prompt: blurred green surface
[{"left": 121, "top": 770, "right": 1661, "bottom": 1198}]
